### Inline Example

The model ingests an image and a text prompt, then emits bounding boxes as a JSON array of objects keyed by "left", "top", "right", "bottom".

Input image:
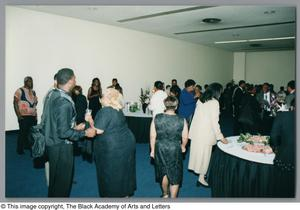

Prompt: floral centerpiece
[
  {"left": 140, "top": 88, "right": 150, "bottom": 113},
  {"left": 238, "top": 133, "right": 270, "bottom": 145},
  {"left": 140, "top": 88, "right": 150, "bottom": 104}
]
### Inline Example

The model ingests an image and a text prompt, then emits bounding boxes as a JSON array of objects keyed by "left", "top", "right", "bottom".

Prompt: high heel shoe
[
  {"left": 196, "top": 180, "right": 210, "bottom": 188},
  {"left": 160, "top": 193, "right": 169, "bottom": 198}
]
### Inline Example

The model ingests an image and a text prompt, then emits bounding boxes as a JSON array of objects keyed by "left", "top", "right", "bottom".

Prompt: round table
[
  {"left": 123, "top": 110, "right": 152, "bottom": 143},
  {"left": 208, "top": 136, "right": 276, "bottom": 197},
  {"left": 218, "top": 136, "right": 275, "bottom": 165}
]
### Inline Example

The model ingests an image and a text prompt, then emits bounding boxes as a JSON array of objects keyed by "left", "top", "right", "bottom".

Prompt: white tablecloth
[
  {"left": 123, "top": 110, "right": 152, "bottom": 118},
  {"left": 217, "top": 136, "right": 275, "bottom": 165}
]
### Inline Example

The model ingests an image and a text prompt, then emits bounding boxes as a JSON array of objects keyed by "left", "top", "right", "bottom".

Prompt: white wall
[
  {"left": 5, "top": 6, "right": 233, "bottom": 130},
  {"left": 233, "top": 52, "right": 246, "bottom": 82},
  {"left": 245, "top": 50, "right": 295, "bottom": 91}
]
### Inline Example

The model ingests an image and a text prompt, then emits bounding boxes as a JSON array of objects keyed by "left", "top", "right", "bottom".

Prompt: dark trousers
[
  {"left": 233, "top": 116, "right": 241, "bottom": 135},
  {"left": 261, "top": 112, "right": 274, "bottom": 135},
  {"left": 17, "top": 116, "right": 37, "bottom": 154},
  {"left": 47, "top": 143, "right": 74, "bottom": 197}
]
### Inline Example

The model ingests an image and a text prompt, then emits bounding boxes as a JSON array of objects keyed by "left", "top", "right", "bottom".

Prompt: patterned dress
[{"left": 154, "top": 113, "right": 184, "bottom": 185}]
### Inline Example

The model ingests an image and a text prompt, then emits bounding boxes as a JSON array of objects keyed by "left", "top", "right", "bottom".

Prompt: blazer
[
  {"left": 285, "top": 92, "right": 295, "bottom": 109},
  {"left": 178, "top": 89, "right": 196, "bottom": 119},
  {"left": 45, "top": 89, "right": 85, "bottom": 146},
  {"left": 189, "top": 99, "right": 224, "bottom": 146},
  {"left": 256, "top": 91, "right": 277, "bottom": 110},
  {"left": 232, "top": 86, "right": 244, "bottom": 116}
]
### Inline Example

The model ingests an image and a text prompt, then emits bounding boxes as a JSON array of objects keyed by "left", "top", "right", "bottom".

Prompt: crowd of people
[
  {"left": 220, "top": 80, "right": 295, "bottom": 136},
  {"left": 13, "top": 68, "right": 295, "bottom": 198}
]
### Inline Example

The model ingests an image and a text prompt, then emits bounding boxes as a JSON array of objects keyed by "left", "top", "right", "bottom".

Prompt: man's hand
[
  {"left": 74, "top": 123, "right": 85, "bottom": 131},
  {"left": 85, "top": 128, "right": 96, "bottom": 138}
]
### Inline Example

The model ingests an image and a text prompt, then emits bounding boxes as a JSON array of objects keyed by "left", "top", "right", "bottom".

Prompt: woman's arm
[
  {"left": 150, "top": 119, "right": 157, "bottom": 158},
  {"left": 181, "top": 119, "right": 188, "bottom": 153},
  {"left": 87, "top": 87, "right": 92, "bottom": 100},
  {"left": 85, "top": 110, "right": 103, "bottom": 135},
  {"left": 211, "top": 100, "right": 228, "bottom": 144}
]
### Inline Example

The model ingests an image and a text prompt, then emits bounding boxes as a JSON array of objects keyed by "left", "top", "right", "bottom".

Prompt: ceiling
[{"left": 18, "top": 5, "right": 296, "bottom": 52}]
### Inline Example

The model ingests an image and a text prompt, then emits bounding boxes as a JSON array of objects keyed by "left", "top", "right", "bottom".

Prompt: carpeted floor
[{"left": 5, "top": 112, "right": 234, "bottom": 198}]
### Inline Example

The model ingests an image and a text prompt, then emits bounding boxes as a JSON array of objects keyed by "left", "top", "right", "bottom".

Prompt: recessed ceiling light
[
  {"left": 249, "top": 43, "right": 262, "bottom": 47},
  {"left": 202, "top": 18, "right": 221, "bottom": 24},
  {"left": 88, "top": 7, "right": 98, "bottom": 11},
  {"left": 264, "top": 10, "right": 276, "bottom": 14}
]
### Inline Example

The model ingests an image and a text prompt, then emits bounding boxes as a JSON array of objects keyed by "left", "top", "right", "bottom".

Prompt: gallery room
[{"left": 4, "top": 5, "right": 296, "bottom": 198}]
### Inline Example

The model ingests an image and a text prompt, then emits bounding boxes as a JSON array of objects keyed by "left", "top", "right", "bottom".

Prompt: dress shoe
[
  {"left": 196, "top": 180, "right": 210, "bottom": 188},
  {"left": 160, "top": 193, "right": 169, "bottom": 198}
]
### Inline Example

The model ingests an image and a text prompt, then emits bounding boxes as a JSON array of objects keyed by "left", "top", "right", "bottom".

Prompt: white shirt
[
  {"left": 148, "top": 90, "right": 168, "bottom": 117},
  {"left": 264, "top": 92, "right": 271, "bottom": 111}
]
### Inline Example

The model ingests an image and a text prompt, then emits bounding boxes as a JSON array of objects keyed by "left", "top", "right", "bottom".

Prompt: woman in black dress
[
  {"left": 150, "top": 96, "right": 188, "bottom": 198},
  {"left": 72, "top": 85, "right": 88, "bottom": 124},
  {"left": 270, "top": 99, "right": 295, "bottom": 197},
  {"left": 87, "top": 88, "right": 136, "bottom": 197},
  {"left": 72, "top": 85, "right": 88, "bottom": 155},
  {"left": 86, "top": 78, "right": 102, "bottom": 162},
  {"left": 87, "top": 78, "right": 102, "bottom": 119}
]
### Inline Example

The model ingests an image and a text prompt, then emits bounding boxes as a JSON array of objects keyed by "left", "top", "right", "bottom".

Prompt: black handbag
[{"left": 30, "top": 90, "right": 53, "bottom": 158}]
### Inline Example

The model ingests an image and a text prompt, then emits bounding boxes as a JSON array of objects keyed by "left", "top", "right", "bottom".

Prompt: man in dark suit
[
  {"left": 232, "top": 80, "right": 246, "bottom": 135},
  {"left": 256, "top": 82, "right": 277, "bottom": 134},
  {"left": 45, "top": 68, "right": 96, "bottom": 197},
  {"left": 285, "top": 80, "right": 295, "bottom": 110}
]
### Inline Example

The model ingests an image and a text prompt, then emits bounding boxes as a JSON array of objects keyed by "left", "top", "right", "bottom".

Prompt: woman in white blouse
[
  {"left": 148, "top": 81, "right": 168, "bottom": 117},
  {"left": 188, "top": 83, "right": 228, "bottom": 187}
]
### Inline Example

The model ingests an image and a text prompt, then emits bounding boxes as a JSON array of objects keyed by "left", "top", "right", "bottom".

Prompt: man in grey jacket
[
  {"left": 285, "top": 80, "right": 295, "bottom": 110},
  {"left": 45, "top": 68, "right": 96, "bottom": 197}
]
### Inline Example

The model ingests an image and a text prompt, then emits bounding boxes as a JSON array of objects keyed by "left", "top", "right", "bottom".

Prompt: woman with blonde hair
[{"left": 87, "top": 88, "right": 136, "bottom": 197}]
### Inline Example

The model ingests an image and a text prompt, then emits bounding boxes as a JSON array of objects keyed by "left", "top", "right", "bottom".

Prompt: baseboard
[{"left": 5, "top": 130, "right": 19, "bottom": 135}]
